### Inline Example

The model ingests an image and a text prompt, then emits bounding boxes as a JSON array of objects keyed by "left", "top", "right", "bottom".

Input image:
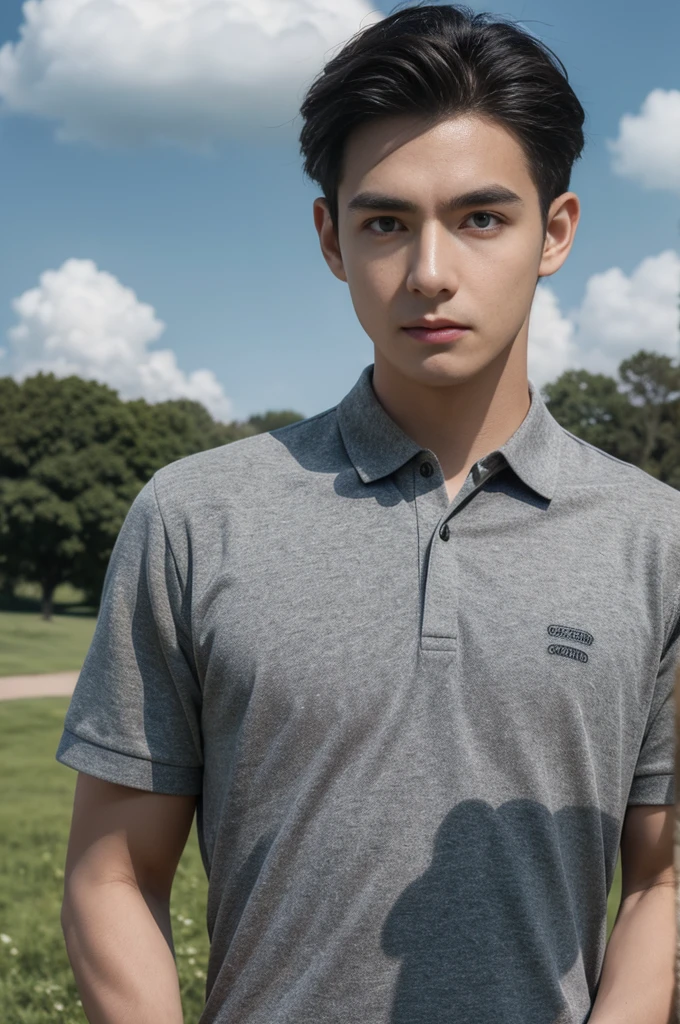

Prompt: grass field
[
  {"left": 0, "top": 699, "right": 210, "bottom": 1023},
  {"left": 0, "top": 696, "right": 623, "bottom": 1022},
  {"left": 0, "top": 612, "right": 96, "bottom": 677}
]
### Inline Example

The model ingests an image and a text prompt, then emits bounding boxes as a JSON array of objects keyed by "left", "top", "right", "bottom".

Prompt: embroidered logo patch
[
  {"left": 548, "top": 644, "right": 589, "bottom": 664},
  {"left": 547, "top": 624, "right": 594, "bottom": 646}
]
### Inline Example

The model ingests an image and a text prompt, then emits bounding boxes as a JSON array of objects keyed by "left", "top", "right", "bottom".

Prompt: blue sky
[{"left": 1, "top": 0, "right": 679, "bottom": 420}]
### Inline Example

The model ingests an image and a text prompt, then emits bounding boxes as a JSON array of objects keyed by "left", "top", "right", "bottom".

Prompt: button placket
[
  {"left": 416, "top": 454, "right": 504, "bottom": 653},
  {"left": 413, "top": 455, "right": 452, "bottom": 637},
  {"left": 420, "top": 462, "right": 458, "bottom": 648},
  {"left": 421, "top": 517, "right": 458, "bottom": 650}
]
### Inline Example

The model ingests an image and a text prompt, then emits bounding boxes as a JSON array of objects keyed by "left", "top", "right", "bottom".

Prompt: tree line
[
  {"left": 543, "top": 350, "right": 680, "bottom": 488},
  {"left": 0, "top": 373, "right": 303, "bottom": 618},
  {"left": 1, "top": 347, "right": 679, "bottom": 619}
]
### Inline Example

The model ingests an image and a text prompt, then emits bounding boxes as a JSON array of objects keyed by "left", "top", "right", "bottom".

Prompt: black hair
[{"left": 299, "top": 3, "right": 585, "bottom": 234}]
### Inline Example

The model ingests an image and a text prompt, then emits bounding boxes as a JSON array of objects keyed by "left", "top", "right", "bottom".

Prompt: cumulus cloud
[
  {"left": 574, "top": 250, "right": 680, "bottom": 371},
  {"left": 528, "top": 250, "right": 680, "bottom": 387},
  {"left": 607, "top": 89, "right": 680, "bottom": 194},
  {"left": 5, "top": 258, "right": 233, "bottom": 420},
  {"left": 527, "top": 284, "right": 578, "bottom": 386},
  {"left": 0, "top": 0, "right": 383, "bottom": 147}
]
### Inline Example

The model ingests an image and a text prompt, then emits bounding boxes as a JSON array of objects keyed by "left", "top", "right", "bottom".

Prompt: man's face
[{"left": 314, "top": 113, "right": 577, "bottom": 388}]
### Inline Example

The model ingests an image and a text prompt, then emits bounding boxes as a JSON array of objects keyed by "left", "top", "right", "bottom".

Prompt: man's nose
[{"left": 405, "top": 221, "right": 460, "bottom": 298}]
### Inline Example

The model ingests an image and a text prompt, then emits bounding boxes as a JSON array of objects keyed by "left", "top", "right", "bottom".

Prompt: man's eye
[
  {"left": 366, "top": 217, "right": 402, "bottom": 234},
  {"left": 465, "top": 212, "right": 502, "bottom": 231},
  {"left": 365, "top": 212, "right": 503, "bottom": 234}
]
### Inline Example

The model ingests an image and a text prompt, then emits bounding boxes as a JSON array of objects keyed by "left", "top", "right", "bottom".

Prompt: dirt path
[{"left": 0, "top": 671, "right": 79, "bottom": 701}]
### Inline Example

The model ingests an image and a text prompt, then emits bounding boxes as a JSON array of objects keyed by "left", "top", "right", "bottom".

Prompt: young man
[{"left": 56, "top": 6, "right": 678, "bottom": 1023}]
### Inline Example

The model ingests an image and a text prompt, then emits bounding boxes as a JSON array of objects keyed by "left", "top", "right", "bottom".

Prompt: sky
[{"left": 0, "top": 0, "right": 679, "bottom": 422}]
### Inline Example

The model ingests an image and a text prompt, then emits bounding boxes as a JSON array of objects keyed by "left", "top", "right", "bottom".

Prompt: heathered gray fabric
[{"left": 56, "top": 365, "right": 680, "bottom": 1024}]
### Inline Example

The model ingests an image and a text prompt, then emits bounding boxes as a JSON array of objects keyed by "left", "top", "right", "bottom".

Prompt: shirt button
[
  {"left": 420, "top": 461, "right": 434, "bottom": 478},
  {"left": 439, "top": 524, "right": 450, "bottom": 542}
]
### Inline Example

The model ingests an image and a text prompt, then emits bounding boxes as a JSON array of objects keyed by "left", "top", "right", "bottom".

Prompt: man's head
[{"left": 299, "top": 4, "right": 585, "bottom": 390}]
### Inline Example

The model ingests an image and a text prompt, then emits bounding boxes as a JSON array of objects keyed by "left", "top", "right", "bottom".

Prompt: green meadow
[
  {"left": 0, "top": 613, "right": 96, "bottom": 677},
  {"left": 0, "top": 699, "right": 210, "bottom": 1023},
  {"left": 0, "top": 584, "right": 96, "bottom": 677}
]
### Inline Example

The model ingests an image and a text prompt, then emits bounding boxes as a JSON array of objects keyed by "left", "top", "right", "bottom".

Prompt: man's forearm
[
  {"left": 61, "top": 878, "right": 185, "bottom": 1024},
  {"left": 588, "top": 882, "right": 676, "bottom": 1024}
]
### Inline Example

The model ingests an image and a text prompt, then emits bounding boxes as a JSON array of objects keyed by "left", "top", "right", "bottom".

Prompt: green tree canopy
[
  {"left": 540, "top": 368, "right": 634, "bottom": 461},
  {"left": 0, "top": 374, "right": 303, "bottom": 617},
  {"left": 244, "top": 410, "right": 306, "bottom": 434},
  {"left": 542, "top": 350, "right": 680, "bottom": 485}
]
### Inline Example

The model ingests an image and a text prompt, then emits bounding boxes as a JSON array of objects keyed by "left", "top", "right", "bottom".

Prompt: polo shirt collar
[
  {"left": 498, "top": 379, "right": 563, "bottom": 501},
  {"left": 337, "top": 365, "right": 562, "bottom": 500},
  {"left": 336, "top": 366, "right": 423, "bottom": 484}
]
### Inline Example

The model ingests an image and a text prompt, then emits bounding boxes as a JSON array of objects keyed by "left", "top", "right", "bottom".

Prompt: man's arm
[
  {"left": 588, "top": 804, "right": 676, "bottom": 1024},
  {"left": 60, "top": 772, "right": 197, "bottom": 1024}
]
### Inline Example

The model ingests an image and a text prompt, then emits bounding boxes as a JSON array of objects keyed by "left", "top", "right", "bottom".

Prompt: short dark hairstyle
[{"left": 299, "top": 3, "right": 586, "bottom": 234}]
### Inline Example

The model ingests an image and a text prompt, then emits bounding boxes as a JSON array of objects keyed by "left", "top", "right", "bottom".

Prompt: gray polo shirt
[{"left": 56, "top": 365, "right": 679, "bottom": 1024}]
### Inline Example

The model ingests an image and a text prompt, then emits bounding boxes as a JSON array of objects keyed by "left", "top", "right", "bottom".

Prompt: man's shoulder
[
  {"left": 555, "top": 428, "right": 680, "bottom": 618},
  {"left": 152, "top": 405, "right": 342, "bottom": 506},
  {"left": 559, "top": 427, "right": 680, "bottom": 515}
]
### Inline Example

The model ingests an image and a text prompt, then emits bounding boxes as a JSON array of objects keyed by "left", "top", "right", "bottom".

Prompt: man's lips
[{"left": 402, "top": 325, "right": 469, "bottom": 344}]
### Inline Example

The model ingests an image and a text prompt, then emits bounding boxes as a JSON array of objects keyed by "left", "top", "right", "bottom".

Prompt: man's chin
[{"left": 381, "top": 348, "right": 488, "bottom": 388}]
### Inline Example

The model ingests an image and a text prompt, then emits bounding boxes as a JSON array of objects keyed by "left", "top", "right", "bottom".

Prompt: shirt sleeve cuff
[
  {"left": 627, "top": 772, "right": 674, "bottom": 805},
  {"left": 55, "top": 728, "right": 203, "bottom": 795}
]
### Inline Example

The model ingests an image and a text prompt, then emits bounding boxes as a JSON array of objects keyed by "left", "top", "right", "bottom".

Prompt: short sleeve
[
  {"left": 627, "top": 605, "right": 679, "bottom": 806},
  {"left": 55, "top": 476, "right": 203, "bottom": 795}
]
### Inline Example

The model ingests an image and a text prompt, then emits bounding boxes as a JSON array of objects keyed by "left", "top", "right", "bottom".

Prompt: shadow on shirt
[{"left": 381, "top": 799, "right": 619, "bottom": 1024}]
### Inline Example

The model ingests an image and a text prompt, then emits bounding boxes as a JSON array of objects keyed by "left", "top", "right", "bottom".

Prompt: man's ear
[
  {"left": 538, "top": 192, "right": 580, "bottom": 279},
  {"left": 313, "top": 198, "right": 347, "bottom": 283}
]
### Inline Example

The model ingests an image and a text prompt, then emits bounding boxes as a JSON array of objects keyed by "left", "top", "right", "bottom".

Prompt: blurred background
[{"left": 0, "top": 0, "right": 678, "bottom": 1019}]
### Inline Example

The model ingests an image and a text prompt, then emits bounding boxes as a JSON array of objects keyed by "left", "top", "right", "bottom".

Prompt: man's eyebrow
[{"left": 347, "top": 185, "right": 524, "bottom": 214}]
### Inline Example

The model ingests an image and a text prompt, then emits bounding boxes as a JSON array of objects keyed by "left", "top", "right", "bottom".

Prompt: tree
[
  {"left": 0, "top": 373, "right": 304, "bottom": 618},
  {"left": 0, "top": 375, "right": 142, "bottom": 618},
  {"left": 617, "top": 350, "right": 680, "bottom": 475},
  {"left": 244, "top": 410, "right": 305, "bottom": 434},
  {"left": 543, "top": 351, "right": 680, "bottom": 488},
  {"left": 124, "top": 396, "right": 237, "bottom": 481},
  {"left": 540, "top": 368, "right": 635, "bottom": 462}
]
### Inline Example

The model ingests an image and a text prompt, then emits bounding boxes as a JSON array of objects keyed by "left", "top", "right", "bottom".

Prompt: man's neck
[{"left": 371, "top": 346, "right": 531, "bottom": 502}]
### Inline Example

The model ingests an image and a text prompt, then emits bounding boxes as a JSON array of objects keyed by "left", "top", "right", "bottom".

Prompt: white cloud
[
  {"left": 527, "top": 283, "right": 578, "bottom": 386},
  {"left": 529, "top": 250, "right": 680, "bottom": 386},
  {"left": 0, "top": 0, "right": 383, "bottom": 147},
  {"left": 607, "top": 89, "right": 680, "bottom": 194},
  {"left": 574, "top": 250, "right": 680, "bottom": 373},
  {"left": 5, "top": 258, "right": 233, "bottom": 420}
]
